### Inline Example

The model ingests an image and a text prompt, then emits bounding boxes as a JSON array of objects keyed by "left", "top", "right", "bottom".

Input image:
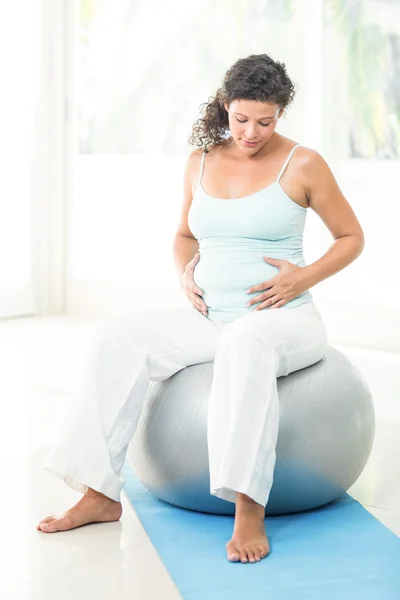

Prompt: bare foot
[
  {"left": 36, "top": 488, "right": 123, "bottom": 533},
  {"left": 226, "top": 492, "right": 270, "bottom": 563}
]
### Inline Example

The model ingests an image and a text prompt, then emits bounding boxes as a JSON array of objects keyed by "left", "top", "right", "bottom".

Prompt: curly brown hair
[{"left": 188, "top": 53, "right": 297, "bottom": 152}]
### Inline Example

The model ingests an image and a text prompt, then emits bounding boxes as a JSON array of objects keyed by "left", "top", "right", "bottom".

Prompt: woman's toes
[
  {"left": 36, "top": 516, "right": 55, "bottom": 530},
  {"left": 226, "top": 541, "right": 267, "bottom": 564},
  {"left": 39, "top": 516, "right": 72, "bottom": 533},
  {"left": 38, "top": 521, "right": 55, "bottom": 533},
  {"left": 226, "top": 540, "right": 238, "bottom": 562},
  {"left": 253, "top": 550, "right": 261, "bottom": 561},
  {"left": 228, "top": 551, "right": 240, "bottom": 562},
  {"left": 226, "top": 542, "right": 240, "bottom": 562},
  {"left": 38, "top": 520, "right": 63, "bottom": 533},
  {"left": 246, "top": 548, "right": 256, "bottom": 563}
]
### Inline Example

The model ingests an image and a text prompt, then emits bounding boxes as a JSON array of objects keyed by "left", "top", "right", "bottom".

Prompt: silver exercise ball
[{"left": 127, "top": 346, "right": 375, "bottom": 516}]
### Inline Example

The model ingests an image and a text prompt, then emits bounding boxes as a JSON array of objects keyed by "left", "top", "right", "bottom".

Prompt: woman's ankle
[
  {"left": 86, "top": 487, "right": 120, "bottom": 502},
  {"left": 235, "top": 492, "right": 265, "bottom": 516}
]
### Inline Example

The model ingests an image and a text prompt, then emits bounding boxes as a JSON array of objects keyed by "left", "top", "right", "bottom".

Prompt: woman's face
[{"left": 224, "top": 99, "right": 284, "bottom": 153}]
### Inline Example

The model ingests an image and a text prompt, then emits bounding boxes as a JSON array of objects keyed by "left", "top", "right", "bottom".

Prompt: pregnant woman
[{"left": 37, "top": 54, "right": 364, "bottom": 564}]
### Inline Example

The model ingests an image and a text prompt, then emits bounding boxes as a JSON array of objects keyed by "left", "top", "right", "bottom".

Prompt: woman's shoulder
[
  {"left": 294, "top": 145, "right": 327, "bottom": 177},
  {"left": 283, "top": 141, "right": 332, "bottom": 195},
  {"left": 186, "top": 148, "right": 203, "bottom": 170},
  {"left": 274, "top": 137, "right": 324, "bottom": 173},
  {"left": 275, "top": 135, "right": 314, "bottom": 158}
]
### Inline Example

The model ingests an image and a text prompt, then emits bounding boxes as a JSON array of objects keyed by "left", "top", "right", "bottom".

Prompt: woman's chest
[
  {"left": 188, "top": 188, "right": 306, "bottom": 241},
  {"left": 193, "top": 156, "right": 309, "bottom": 209}
]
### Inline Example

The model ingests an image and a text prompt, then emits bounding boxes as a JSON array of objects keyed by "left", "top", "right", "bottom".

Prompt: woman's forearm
[
  {"left": 302, "top": 235, "right": 364, "bottom": 289},
  {"left": 172, "top": 235, "right": 200, "bottom": 287}
]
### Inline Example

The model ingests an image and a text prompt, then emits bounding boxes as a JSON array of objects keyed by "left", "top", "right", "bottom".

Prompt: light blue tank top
[{"left": 187, "top": 144, "right": 313, "bottom": 323}]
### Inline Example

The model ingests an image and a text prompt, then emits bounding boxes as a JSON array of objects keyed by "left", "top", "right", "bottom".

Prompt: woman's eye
[{"left": 236, "top": 118, "right": 270, "bottom": 127}]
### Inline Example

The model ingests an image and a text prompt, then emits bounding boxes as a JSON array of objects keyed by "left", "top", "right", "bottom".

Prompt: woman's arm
[{"left": 299, "top": 149, "right": 365, "bottom": 289}]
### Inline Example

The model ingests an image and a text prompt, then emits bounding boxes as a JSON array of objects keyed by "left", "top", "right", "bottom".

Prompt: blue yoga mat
[{"left": 122, "top": 462, "right": 400, "bottom": 599}]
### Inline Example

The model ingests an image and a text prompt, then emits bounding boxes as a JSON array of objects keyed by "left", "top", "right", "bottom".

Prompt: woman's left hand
[{"left": 245, "top": 257, "right": 309, "bottom": 310}]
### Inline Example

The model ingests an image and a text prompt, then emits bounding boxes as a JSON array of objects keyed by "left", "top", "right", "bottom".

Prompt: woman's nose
[{"left": 244, "top": 126, "right": 257, "bottom": 139}]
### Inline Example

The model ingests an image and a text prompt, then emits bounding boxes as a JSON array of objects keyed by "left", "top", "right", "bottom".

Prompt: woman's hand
[
  {"left": 246, "top": 257, "right": 309, "bottom": 310},
  {"left": 181, "top": 253, "right": 208, "bottom": 316}
]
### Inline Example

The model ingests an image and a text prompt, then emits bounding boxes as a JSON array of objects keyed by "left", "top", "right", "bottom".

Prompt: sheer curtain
[
  {"left": 65, "top": 0, "right": 399, "bottom": 350},
  {"left": 0, "top": 0, "right": 40, "bottom": 318}
]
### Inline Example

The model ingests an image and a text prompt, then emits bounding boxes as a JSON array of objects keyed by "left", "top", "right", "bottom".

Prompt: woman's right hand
[{"left": 181, "top": 253, "right": 208, "bottom": 316}]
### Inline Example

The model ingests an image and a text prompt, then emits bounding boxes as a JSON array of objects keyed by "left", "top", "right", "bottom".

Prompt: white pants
[{"left": 45, "top": 301, "right": 328, "bottom": 508}]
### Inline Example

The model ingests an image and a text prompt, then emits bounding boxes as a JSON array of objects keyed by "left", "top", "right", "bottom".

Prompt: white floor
[{"left": 1, "top": 316, "right": 399, "bottom": 599}]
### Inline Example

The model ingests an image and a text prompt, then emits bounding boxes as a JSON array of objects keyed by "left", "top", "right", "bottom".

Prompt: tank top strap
[
  {"left": 276, "top": 144, "right": 301, "bottom": 183},
  {"left": 199, "top": 150, "right": 206, "bottom": 184}
]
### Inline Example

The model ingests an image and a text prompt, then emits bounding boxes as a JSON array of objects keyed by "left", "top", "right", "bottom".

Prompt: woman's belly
[{"left": 193, "top": 247, "right": 313, "bottom": 323}]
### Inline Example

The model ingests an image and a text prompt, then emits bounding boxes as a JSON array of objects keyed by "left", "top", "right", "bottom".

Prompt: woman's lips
[{"left": 243, "top": 140, "right": 259, "bottom": 146}]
